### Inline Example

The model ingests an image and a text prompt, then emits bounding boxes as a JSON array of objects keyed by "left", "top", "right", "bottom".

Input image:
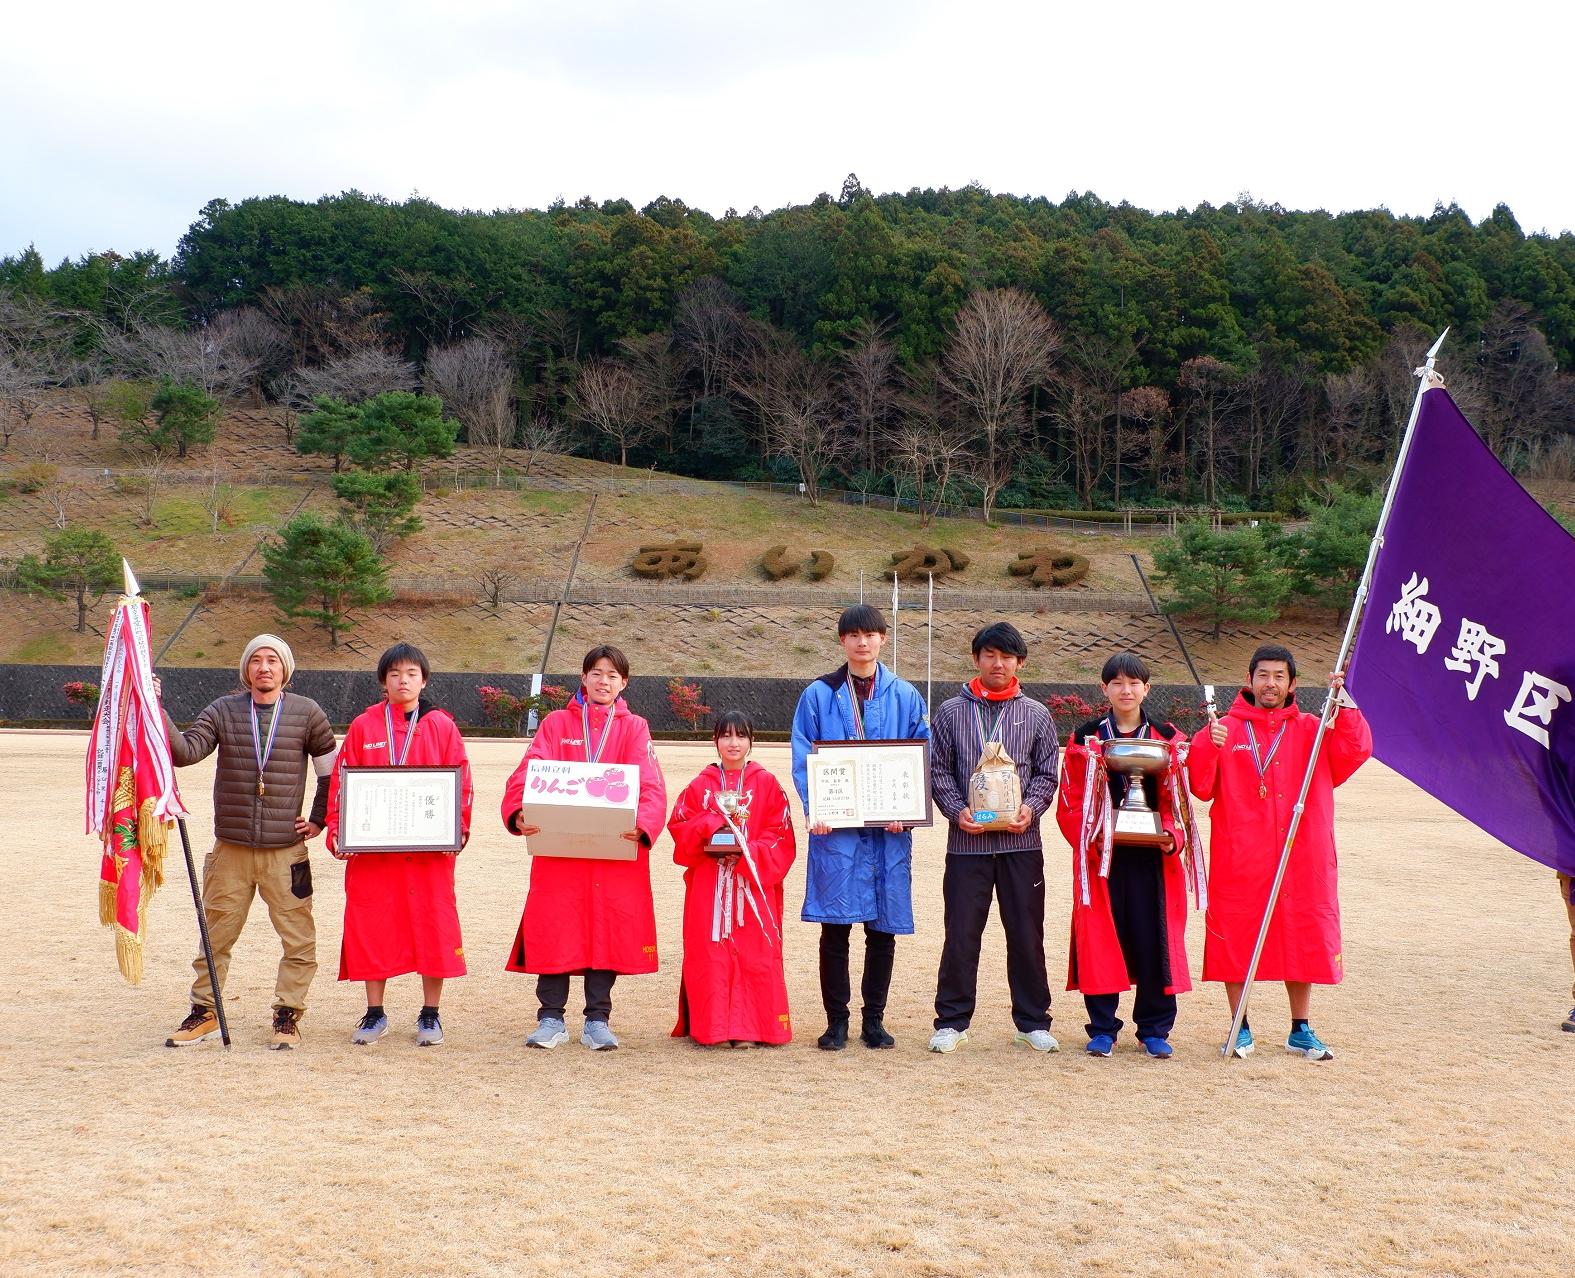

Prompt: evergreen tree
[{"left": 262, "top": 514, "right": 391, "bottom": 647}]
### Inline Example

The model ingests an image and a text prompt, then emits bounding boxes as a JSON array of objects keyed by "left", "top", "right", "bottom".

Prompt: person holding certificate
[
  {"left": 326, "top": 644, "right": 474, "bottom": 1047},
  {"left": 791, "top": 604, "right": 929, "bottom": 1051},
  {"left": 501, "top": 645, "right": 668, "bottom": 1051},
  {"left": 667, "top": 711, "right": 796, "bottom": 1047}
]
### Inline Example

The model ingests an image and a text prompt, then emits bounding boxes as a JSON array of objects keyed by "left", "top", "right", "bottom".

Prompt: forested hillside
[{"left": 4, "top": 178, "right": 1572, "bottom": 513}]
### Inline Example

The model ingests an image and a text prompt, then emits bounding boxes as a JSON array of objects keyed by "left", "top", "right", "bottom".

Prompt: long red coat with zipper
[
  {"left": 1189, "top": 690, "right": 1372, "bottom": 984},
  {"left": 1055, "top": 719, "right": 1193, "bottom": 997},
  {"left": 326, "top": 700, "right": 474, "bottom": 980},
  {"left": 667, "top": 761, "right": 796, "bottom": 1044},
  {"left": 500, "top": 695, "right": 668, "bottom": 975}
]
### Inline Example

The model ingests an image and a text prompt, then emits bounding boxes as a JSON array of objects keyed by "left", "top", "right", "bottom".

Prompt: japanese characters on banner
[{"left": 1347, "top": 387, "right": 1575, "bottom": 875}]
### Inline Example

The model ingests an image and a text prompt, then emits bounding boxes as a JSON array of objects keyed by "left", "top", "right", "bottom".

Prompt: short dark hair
[
  {"left": 712, "top": 710, "right": 755, "bottom": 744},
  {"left": 837, "top": 604, "right": 887, "bottom": 636},
  {"left": 582, "top": 644, "right": 631, "bottom": 679},
  {"left": 377, "top": 642, "right": 430, "bottom": 683},
  {"left": 1100, "top": 651, "right": 1151, "bottom": 684},
  {"left": 972, "top": 621, "right": 1028, "bottom": 659},
  {"left": 1248, "top": 643, "right": 1297, "bottom": 681}
]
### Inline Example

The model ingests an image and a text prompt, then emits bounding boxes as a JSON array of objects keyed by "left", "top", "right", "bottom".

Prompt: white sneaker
[
  {"left": 928, "top": 1028, "right": 968, "bottom": 1053},
  {"left": 1014, "top": 1029, "right": 1060, "bottom": 1053},
  {"left": 526, "top": 1017, "right": 569, "bottom": 1049}
]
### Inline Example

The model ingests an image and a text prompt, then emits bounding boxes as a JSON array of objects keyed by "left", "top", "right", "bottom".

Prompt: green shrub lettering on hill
[
  {"left": 806, "top": 549, "right": 834, "bottom": 581},
  {"left": 632, "top": 541, "right": 707, "bottom": 580},
  {"left": 1009, "top": 548, "right": 1090, "bottom": 588},
  {"left": 889, "top": 546, "right": 969, "bottom": 581},
  {"left": 760, "top": 546, "right": 798, "bottom": 581}
]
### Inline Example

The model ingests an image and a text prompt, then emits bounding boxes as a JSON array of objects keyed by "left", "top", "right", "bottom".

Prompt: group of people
[{"left": 156, "top": 608, "right": 1387, "bottom": 1061}]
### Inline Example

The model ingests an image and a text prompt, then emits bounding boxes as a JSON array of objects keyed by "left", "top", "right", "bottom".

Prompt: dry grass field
[{"left": 4, "top": 732, "right": 1572, "bottom": 1277}]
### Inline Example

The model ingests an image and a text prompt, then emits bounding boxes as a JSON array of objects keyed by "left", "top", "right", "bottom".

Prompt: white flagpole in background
[
  {"left": 925, "top": 572, "right": 935, "bottom": 711},
  {"left": 890, "top": 576, "right": 900, "bottom": 675},
  {"left": 1220, "top": 329, "right": 1449, "bottom": 1059}
]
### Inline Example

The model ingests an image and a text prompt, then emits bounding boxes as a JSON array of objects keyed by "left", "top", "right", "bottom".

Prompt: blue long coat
[{"left": 790, "top": 664, "right": 930, "bottom": 934}]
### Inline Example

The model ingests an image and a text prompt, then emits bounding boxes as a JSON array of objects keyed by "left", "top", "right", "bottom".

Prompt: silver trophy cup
[{"left": 1102, "top": 739, "right": 1173, "bottom": 847}]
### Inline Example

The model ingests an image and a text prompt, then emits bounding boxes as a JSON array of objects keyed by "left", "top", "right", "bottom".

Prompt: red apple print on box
[
  {"left": 602, "top": 768, "right": 630, "bottom": 804},
  {"left": 585, "top": 773, "right": 608, "bottom": 798}
]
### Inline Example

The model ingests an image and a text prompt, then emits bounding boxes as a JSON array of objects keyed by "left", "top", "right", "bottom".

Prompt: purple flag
[{"left": 1347, "top": 387, "right": 1575, "bottom": 876}]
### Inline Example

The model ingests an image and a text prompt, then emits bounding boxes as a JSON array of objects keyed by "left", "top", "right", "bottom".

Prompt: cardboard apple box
[{"left": 519, "top": 759, "right": 640, "bottom": 861}]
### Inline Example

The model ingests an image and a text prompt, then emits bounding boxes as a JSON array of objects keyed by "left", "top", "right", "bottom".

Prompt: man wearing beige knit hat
[{"left": 157, "top": 635, "right": 338, "bottom": 1049}]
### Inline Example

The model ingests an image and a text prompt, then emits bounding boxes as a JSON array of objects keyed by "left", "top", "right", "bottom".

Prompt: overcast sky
[{"left": 3, "top": 0, "right": 1569, "bottom": 265}]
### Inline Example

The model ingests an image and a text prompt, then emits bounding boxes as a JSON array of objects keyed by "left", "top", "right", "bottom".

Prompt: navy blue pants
[{"left": 1083, "top": 845, "right": 1177, "bottom": 1040}]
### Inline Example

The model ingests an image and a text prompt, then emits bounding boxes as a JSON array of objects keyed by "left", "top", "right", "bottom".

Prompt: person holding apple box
[{"left": 501, "top": 645, "right": 668, "bottom": 1050}]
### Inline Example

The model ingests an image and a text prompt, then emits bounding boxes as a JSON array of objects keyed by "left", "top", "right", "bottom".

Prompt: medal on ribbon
[{"left": 250, "top": 695, "right": 284, "bottom": 797}]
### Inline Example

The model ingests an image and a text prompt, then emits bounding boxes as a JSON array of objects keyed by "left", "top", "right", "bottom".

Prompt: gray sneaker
[
  {"left": 526, "top": 1017, "right": 570, "bottom": 1049},
  {"left": 581, "top": 1020, "right": 620, "bottom": 1050},
  {"left": 415, "top": 1009, "right": 444, "bottom": 1047},
  {"left": 928, "top": 1028, "right": 968, "bottom": 1053},
  {"left": 1014, "top": 1028, "right": 1060, "bottom": 1053},
  {"left": 351, "top": 1011, "right": 388, "bottom": 1046}
]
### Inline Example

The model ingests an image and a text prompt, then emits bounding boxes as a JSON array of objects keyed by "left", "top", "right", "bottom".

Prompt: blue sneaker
[
  {"left": 351, "top": 1010, "right": 388, "bottom": 1046},
  {"left": 581, "top": 1020, "right": 620, "bottom": 1051},
  {"left": 1562, "top": 1007, "right": 1575, "bottom": 1033},
  {"left": 1140, "top": 1036, "right": 1173, "bottom": 1059},
  {"left": 526, "top": 1017, "right": 569, "bottom": 1049},
  {"left": 1230, "top": 1026, "right": 1254, "bottom": 1058},
  {"left": 1286, "top": 1026, "right": 1334, "bottom": 1061},
  {"left": 1086, "top": 1033, "right": 1114, "bottom": 1057}
]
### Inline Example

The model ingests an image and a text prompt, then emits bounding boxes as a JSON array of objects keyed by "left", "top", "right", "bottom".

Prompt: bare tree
[
  {"left": 277, "top": 348, "right": 420, "bottom": 443},
  {"left": 208, "top": 307, "right": 291, "bottom": 405},
  {"left": 568, "top": 358, "right": 654, "bottom": 468},
  {"left": 392, "top": 268, "right": 500, "bottom": 347},
  {"left": 1240, "top": 354, "right": 1312, "bottom": 499},
  {"left": 840, "top": 316, "right": 899, "bottom": 475},
  {"left": 673, "top": 276, "right": 743, "bottom": 402},
  {"left": 728, "top": 324, "right": 846, "bottom": 504},
  {"left": 518, "top": 413, "right": 572, "bottom": 476},
  {"left": 885, "top": 361, "right": 969, "bottom": 525},
  {"left": 202, "top": 465, "right": 241, "bottom": 533},
  {"left": 258, "top": 284, "right": 393, "bottom": 367},
  {"left": 1178, "top": 355, "right": 1244, "bottom": 507},
  {"left": 425, "top": 336, "right": 517, "bottom": 483},
  {"left": 1313, "top": 368, "right": 1375, "bottom": 474},
  {"left": 1049, "top": 370, "right": 1110, "bottom": 508},
  {"left": 479, "top": 567, "right": 516, "bottom": 612},
  {"left": 940, "top": 288, "right": 1062, "bottom": 522},
  {"left": 1118, "top": 384, "right": 1171, "bottom": 496},
  {"left": 100, "top": 319, "right": 254, "bottom": 401},
  {"left": 619, "top": 331, "right": 681, "bottom": 450}
]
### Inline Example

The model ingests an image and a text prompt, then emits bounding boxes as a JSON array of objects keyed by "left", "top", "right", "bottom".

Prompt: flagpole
[
  {"left": 123, "top": 559, "right": 232, "bottom": 1048},
  {"left": 925, "top": 572, "right": 935, "bottom": 711},
  {"left": 1220, "top": 329, "right": 1448, "bottom": 1059},
  {"left": 890, "top": 576, "right": 900, "bottom": 676},
  {"left": 175, "top": 815, "right": 231, "bottom": 1047}
]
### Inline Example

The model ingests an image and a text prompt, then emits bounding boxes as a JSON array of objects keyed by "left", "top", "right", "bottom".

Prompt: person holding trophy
[
  {"left": 1189, "top": 644, "right": 1371, "bottom": 1061},
  {"left": 666, "top": 711, "right": 797, "bottom": 1047},
  {"left": 1056, "top": 653, "right": 1206, "bottom": 1059}
]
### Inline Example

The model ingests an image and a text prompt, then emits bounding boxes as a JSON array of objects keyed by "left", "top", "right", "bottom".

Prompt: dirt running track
[{"left": 2, "top": 734, "right": 1571, "bottom": 1277}]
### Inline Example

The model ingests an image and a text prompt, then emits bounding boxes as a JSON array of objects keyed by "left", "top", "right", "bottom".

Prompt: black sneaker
[
  {"left": 860, "top": 1018, "right": 896, "bottom": 1049},
  {"left": 817, "top": 1019, "right": 849, "bottom": 1051}
]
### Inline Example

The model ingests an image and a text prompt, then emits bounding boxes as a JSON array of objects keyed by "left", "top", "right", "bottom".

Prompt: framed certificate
[
  {"left": 807, "top": 739, "right": 933, "bottom": 830},
  {"left": 338, "top": 766, "right": 464, "bottom": 854}
]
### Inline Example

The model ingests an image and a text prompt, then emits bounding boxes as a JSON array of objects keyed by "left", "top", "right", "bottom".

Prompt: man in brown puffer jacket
[{"left": 160, "top": 634, "right": 337, "bottom": 1050}]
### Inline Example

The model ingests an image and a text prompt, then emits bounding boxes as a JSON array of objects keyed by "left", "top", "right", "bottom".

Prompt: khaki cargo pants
[{"left": 190, "top": 840, "right": 317, "bottom": 1014}]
